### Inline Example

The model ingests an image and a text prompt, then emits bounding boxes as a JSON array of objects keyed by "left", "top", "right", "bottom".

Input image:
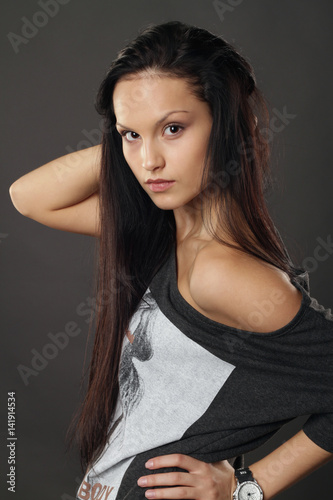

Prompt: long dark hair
[{"left": 66, "top": 20, "right": 299, "bottom": 472}]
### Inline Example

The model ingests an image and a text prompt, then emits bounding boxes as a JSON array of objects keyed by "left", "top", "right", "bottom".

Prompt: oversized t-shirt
[{"left": 76, "top": 244, "right": 333, "bottom": 500}]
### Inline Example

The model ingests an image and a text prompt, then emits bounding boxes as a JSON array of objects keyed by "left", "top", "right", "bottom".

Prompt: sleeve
[{"left": 302, "top": 413, "right": 333, "bottom": 453}]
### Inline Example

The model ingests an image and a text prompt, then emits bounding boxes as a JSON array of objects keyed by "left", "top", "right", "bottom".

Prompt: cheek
[
  {"left": 182, "top": 131, "right": 209, "bottom": 162},
  {"left": 187, "top": 144, "right": 208, "bottom": 175},
  {"left": 169, "top": 139, "right": 205, "bottom": 168}
]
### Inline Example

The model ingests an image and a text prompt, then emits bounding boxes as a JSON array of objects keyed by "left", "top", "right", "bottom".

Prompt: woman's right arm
[{"left": 9, "top": 144, "right": 102, "bottom": 237}]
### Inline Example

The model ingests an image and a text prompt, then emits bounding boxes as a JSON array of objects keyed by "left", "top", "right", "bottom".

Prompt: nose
[{"left": 141, "top": 138, "right": 165, "bottom": 171}]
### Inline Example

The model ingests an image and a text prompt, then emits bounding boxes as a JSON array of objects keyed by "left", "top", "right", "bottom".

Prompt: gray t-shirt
[{"left": 76, "top": 245, "right": 333, "bottom": 500}]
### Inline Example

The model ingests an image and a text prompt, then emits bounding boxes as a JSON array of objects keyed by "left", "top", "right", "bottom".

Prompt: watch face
[{"left": 238, "top": 481, "right": 262, "bottom": 500}]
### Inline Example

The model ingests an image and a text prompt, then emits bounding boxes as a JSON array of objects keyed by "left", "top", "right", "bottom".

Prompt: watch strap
[{"left": 234, "top": 467, "right": 254, "bottom": 484}]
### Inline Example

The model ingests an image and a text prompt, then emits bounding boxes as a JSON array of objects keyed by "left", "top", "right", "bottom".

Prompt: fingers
[
  {"left": 145, "top": 453, "right": 207, "bottom": 473},
  {"left": 138, "top": 454, "right": 222, "bottom": 499},
  {"left": 138, "top": 471, "right": 197, "bottom": 489},
  {"left": 143, "top": 485, "right": 195, "bottom": 499}
]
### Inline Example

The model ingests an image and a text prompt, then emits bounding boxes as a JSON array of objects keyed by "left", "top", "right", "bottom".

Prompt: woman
[{"left": 9, "top": 21, "right": 333, "bottom": 500}]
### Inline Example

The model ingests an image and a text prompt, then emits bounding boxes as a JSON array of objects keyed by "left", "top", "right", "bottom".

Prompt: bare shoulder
[{"left": 189, "top": 243, "right": 303, "bottom": 333}]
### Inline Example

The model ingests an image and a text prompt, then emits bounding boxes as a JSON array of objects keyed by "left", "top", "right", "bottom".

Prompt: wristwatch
[{"left": 232, "top": 467, "right": 263, "bottom": 500}]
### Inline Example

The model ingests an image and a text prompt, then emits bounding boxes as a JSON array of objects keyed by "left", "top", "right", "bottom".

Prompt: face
[{"left": 113, "top": 74, "right": 213, "bottom": 211}]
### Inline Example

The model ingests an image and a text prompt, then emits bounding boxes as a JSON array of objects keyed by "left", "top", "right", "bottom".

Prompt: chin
[
  {"left": 151, "top": 199, "right": 179, "bottom": 211},
  {"left": 154, "top": 199, "right": 196, "bottom": 213}
]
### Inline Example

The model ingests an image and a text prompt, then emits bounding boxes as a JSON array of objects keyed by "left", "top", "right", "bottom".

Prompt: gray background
[{"left": 1, "top": 0, "right": 332, "bottom": 499}]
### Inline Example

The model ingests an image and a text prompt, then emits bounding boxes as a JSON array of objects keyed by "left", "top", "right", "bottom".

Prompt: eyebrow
[{"left": 116, "top": 110, "right": 190, "bottom": 129}]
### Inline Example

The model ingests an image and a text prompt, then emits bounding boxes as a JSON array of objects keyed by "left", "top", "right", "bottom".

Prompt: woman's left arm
[
  {"left": 248, "top": 429, "right": 333, "bottom": 499},
  {"left": 137, "top": 430, "right": 332, "bottom": 499}
]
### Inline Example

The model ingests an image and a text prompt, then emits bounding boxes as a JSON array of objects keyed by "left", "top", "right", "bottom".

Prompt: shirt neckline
[{"left": 167, "top": 243, "right": 309, "bottom": 337}]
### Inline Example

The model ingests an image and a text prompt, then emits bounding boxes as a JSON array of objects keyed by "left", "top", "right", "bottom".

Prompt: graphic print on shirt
[
  {"left": 77, "top": 288, "right": 236, "bottom": 499},
  {"left": 98, "top": 291, "right": 157, "bottom": 460},
  {"left": 119, "top": 290, "right": 156, "bottom": 417}
]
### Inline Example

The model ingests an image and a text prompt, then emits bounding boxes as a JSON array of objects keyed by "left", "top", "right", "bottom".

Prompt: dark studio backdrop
[{"left": 1, "top": 1, "right": 332, "bottom": 499}]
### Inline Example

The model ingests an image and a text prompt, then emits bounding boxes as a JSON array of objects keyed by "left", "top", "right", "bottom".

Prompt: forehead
[{"left": 112, "top": 74, "right": 199, "bottom": 121}]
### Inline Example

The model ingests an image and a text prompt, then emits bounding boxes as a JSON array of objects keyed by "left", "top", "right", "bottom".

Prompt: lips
[
  {"left": 146, "top": 180, "right": 176, "bottom": 192},
  {"left": 146, "top": 178, "right": 174, "bottom": 184}
]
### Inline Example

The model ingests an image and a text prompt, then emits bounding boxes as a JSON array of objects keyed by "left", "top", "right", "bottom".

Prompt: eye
[
  {"left": 121, "top": 130, "right": 140, "bottom": 142},
  {"left": 164, "top": 124, "right": 183, "bottom": 136}
]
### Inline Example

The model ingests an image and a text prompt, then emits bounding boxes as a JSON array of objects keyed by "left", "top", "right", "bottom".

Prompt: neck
[
  {"left": 173, "top": 196, "right": 240, "bottom": 250},
  {"left": 173, "top": 197, "right": 221, "bottom": 246}
]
